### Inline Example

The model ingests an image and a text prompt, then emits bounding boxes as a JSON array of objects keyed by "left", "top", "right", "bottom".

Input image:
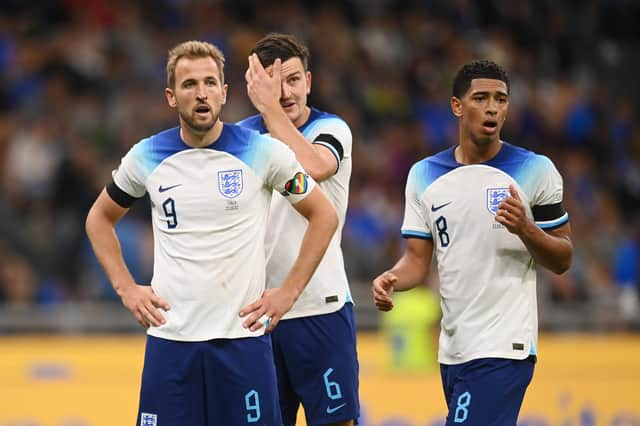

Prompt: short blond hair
[{"left": 166, "top": 40, "right": 225, "bottom": 88}]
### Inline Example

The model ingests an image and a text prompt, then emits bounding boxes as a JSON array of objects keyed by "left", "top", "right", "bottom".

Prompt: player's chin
[
  {"left": 472, "top": 130, "right": 498, "bottom": 144},
  {"left": 282, "top": 104, "right": 300, "bottom": 119}
]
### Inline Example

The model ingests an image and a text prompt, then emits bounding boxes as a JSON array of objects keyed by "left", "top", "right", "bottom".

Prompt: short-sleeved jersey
[
  {"left": 111, "top": 124, "right": 315, "bottom": 341},
  {"left": 401, "top": 142, "right": 568, "bottom": 365},
  {"left": 237, "top": 107, "right": 353, "bottom": 318}
]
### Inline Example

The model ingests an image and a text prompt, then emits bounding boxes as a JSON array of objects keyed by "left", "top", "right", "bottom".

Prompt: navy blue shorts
[
  {"left": 440, "top": 356, "right": 535, "bottom": 426},
  {"left": 137, "top": 334, "right": 281, "bottom": 426},
  {"left": 270, "top": 303, "right": 360, "bottom": 426}
]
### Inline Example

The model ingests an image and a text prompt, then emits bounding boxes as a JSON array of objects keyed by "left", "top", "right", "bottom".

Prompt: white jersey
[
  {"left": 237, "top": 108, "right": 352, "bottom": 319},
  {"left": 110, "top": 124, "right": 315, "bottom": 341},
  {"left": 402, "top": 142, "right": 568, "bottom": 365}
]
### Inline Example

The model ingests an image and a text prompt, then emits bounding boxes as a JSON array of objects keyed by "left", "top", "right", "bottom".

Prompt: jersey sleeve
[
  {"left": 265, "top": 136, "right": 317, "bottom": 204},
  {"left": 310, "top": 119, "right": 352, "bottom": 174},
  {"left": 401, "top": 163, "right": 432, "bottom": 239},
  {"left": 529, "top": 155, "right": 569, "bottom": 229},
  {"left": 112, "top": 142, "right": 148, "bottom": 199}
]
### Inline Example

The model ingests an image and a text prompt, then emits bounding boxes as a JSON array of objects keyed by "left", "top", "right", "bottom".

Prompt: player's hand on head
[
  {"left": 120, "top": 284, "right": 170, "bottom": 329},
  {"left": 239, "top": 286, "right": 297, "bottom": 333},
  {"left": 372, "top": 271, "right": 397, "bottom": 312},
  {"left": 495, "top": 184, "right": 529, "bottom": 235},
  {"left": 245, "top": 54, "right": 282, "bottom": 114}
]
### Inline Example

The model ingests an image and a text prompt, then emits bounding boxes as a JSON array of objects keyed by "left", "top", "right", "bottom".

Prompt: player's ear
[
  {"left": 451, "top": 96, "right": 462, "bottom": 117},
  {"left": 166, "top": 88, "right": 177, "bottom": 108},
  {"left": 222, "top": 84, "right": 228, "bottom": 105},
  {"left": 305, "top": 71, "right": 312, "bottom": 95}
]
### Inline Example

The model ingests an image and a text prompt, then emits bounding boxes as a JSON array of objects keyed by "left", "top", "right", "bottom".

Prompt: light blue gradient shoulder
[
  {"left": 129, "top": 137, "right": 154, "bottom": 178},
  {"left": 126, "top": 128, "right": 189, "bottom": 179},
  {"left": 211, "top": 124, "right": 283, "bottom": 178},
  {"left": 407, "top": 158, "right": 440, "bottom": 196},
  {"left": 238, "top": 131, "right": 283, "bottom": 177},
  {"left": 129, "top": 133, "right": 184, "bottom": 180},
  {"left": 302, "top": 116, "right": 349, "bottom": 138},
  {"left": 513, "top": 153, "right": 556, "bottom": 196}
]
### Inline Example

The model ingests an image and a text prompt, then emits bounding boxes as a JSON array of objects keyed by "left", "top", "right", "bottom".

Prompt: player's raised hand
[
  {"left": 495, "top": 184, "right": 529, "bottom": 235},
  {"left": 120, "top": 283, "right": 170, "bottom": 329},
  {"left": 245, "top": 54, "right": 282, "bottom": 114},
  {"left": 372, "top": 271, "right": 397, "bottom": 311},
  {"left": 239, "top": 286, "right": 297, "bottom": 333}
]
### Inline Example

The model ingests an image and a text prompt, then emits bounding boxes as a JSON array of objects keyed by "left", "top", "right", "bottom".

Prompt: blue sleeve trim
[
  {"left": 312, "top": 141, "right": 341, "bottom": 173},
  {"left": 401, "top": 230, "right": 432, "bottom": 239},
  {"left": 537, "top": 212, "right": 569, "bottom": 230}
]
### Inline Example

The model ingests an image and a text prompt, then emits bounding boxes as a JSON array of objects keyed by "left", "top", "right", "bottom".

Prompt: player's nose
[
  {"left": 195, "top": 83, "right": 208, "bottom": 100},
  {"left": 486, "top": 97, "right": 499, "bottom": 114},
  {"left": 281, "top": 82, "right": 291, "bottom": 98}
]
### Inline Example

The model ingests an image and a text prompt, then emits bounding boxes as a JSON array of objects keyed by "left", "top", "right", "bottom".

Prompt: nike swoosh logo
[
  {"left": 158, "top": 184, "right": 182, "bottom": 193},
  {"left": 326, "top": 403, "right": 346, "bottom": 414},
  {"left": 431, "top": 201, "right": 452, "bottom": 212}
]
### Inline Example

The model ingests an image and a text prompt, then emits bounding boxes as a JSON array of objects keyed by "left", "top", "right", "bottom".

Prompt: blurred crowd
[{"left": 0, "top": 0, "right": 638, "bottom": 331}]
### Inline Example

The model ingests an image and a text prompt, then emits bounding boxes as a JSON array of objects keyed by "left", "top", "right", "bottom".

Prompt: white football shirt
[
  {"left": 110, "top": 124, "right": 315, "bottom": 341},
  {"left": 237, "top": 108, "right": 353, "bottom": 318},
  {"left": 402, "top": 142, "right": 568, "bottom": 364}
]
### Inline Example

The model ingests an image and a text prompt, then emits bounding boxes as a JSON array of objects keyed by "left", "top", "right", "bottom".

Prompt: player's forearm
[
  {"left": 518, "top": 222, "right": 573, "bottom": 274},
  {"left": 279, "top": 206, "right": 339, "bottom": 299},
  {"left": 387, "top": 250, "right": 430, "bottom": 291},
  {"left": 262, "top": 106, "right": 332, "bottom": 181},
  {"left": 85, "top": 209, "right": 136, "bottom": 296}
]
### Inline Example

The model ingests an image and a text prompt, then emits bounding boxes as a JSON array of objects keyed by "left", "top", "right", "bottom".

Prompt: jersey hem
[
  {"left": 281, "top": 299, "right": 347, "bottom": 320},
  {"left": 147, "top": 328, "right": 265, "bottom": 342},
  {"left": 439, "top": 349, "right": 533, "bottom": 365}
]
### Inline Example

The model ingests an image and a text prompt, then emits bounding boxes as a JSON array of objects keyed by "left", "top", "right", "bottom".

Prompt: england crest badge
[
  {"left": 218, "top": 169, "right": 243, "bottom": 199},
  {"left": 141, "top": 413, "right": 157, "bottom": 426},
  {"left": 487, "top": 187, "right": 509, "bottom": 215}
]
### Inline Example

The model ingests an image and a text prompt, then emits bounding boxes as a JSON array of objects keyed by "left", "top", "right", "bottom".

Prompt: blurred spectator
[
  {"left": 0, "top": 251, "right": 35, "bottom": 306},
  {"left": 614, "top": 220, "right": 640, "bottom": 329}
]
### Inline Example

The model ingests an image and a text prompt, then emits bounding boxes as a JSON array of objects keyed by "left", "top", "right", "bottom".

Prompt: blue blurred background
[{"left": 0, "top": 0, "right": 638, "bottom": 333}]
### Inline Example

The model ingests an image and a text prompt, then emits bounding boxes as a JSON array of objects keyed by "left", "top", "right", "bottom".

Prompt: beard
[{"left": 178, "top": 105, "right": 220, "bottom": 134}]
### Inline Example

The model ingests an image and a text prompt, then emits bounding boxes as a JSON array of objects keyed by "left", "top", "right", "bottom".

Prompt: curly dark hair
[
  {"left": 452, "top": 60, "right": 509, "bottom": 98},
  {"left": 251, "top": 32, "right": 310, "bottom": 70}
]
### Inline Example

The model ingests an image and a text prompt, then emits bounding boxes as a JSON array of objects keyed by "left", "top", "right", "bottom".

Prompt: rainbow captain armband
[{"left": 283, "top": 172, "right": 309, "bottom": 195}]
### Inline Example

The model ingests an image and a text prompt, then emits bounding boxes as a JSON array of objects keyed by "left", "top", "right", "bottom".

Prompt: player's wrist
[
  {"left": 263, "top": 103, "right": 288, "bottom": 121},
  {"left": 518, "top": 218, "right": 539, "bottom": 239},
  {"left": 114, "top": 278, "right": 137, "bottom": 298},
  {"left": 280, "top": 282, "right": 302, "bottom": 304}
]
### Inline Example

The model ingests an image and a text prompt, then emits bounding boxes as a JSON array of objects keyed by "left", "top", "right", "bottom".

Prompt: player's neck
[
  {"left": 180, "top": 120, "right": 224, "bottom": 148},
  {"left": 292, "top": 106, "right": 312, "bottom": 129},
  {"left": 455, "top": 138, "right": 502, "bottom": 165}
]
